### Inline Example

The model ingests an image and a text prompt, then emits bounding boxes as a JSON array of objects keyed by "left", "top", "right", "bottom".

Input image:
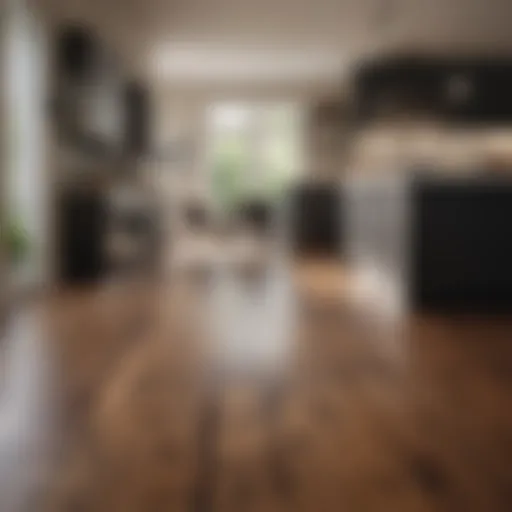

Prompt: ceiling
[{"left": 36, "top": 0, "right": 512, "bottom": 85}]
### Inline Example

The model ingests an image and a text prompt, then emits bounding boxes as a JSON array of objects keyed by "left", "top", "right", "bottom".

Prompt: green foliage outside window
[{"left": 211, "top": 107, "right": 300, "bottom": 213}]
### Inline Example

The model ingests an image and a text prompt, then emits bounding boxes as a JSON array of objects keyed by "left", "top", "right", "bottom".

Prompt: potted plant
[
  {"left": 2, "top": 218, "right": 30, "bottom": 267},
  {"left": 0, "top": 218, "right": 30, "bottom": 334}
]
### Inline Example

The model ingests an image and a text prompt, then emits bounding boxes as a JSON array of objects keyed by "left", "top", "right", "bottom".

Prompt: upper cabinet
[
  {"left": 123, "top": 81, "right": 152, "bottom": 158},
  {"left": 354, "top": 55, "right": 512, "bottom": 125},
  {"left": 53, "top": 24, "right": 152, "bottom": 159},
  {"left": 56, "top": 25, "right": 102, "bottom": 82}
]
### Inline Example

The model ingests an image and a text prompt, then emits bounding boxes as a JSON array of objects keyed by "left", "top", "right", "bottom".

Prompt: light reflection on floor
[
  {"left": 0, "top": 306, "right": 56, "bottom": 512},
  {"left": 205, "top": 264, "right": 296, "bottom": 378}
]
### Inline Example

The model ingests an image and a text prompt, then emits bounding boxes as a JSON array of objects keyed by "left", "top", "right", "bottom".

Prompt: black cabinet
[
  {"left": 412, "top": 178, "right": 512, "bottom": 310},
  {"left": 56, "top": 25, "right": 100, "bottom": 80},
  {"left": 356, "top": 57, "right": 446, "bottom": 119},
  {"left": 355, "top": 56, "right": 512, "bottom": 124},
  {"left": 54, "top": 23, "right": 152, "bottom": 159},
  {"left": 345, "top": 175, "right": 512, "bottom": 312},
  {"left": 124, "top": 82, "right": 151, "bottom": 156},
  {"left": 290, "top": 184, "right": 343, "bottom": 256},
  {"left": 443, "top": 64, "right": 512, "bottom": 122},
  {"left": 54, "top": 24, "right": 125, "bottom": 155},
  {"left": 58, "top": 189, "right": 107, "bottom": 284}
]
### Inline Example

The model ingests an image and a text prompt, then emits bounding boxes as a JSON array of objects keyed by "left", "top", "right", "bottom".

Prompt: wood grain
[{"left": 4, "top": 262, "right": 512, "bottom": 511}]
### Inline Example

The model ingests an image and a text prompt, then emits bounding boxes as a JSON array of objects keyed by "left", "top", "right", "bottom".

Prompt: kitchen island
[{"left": 345, "top": 173, "right": 512, "bottom": 312}]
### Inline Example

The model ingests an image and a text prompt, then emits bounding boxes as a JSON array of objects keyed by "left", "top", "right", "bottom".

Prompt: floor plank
[{"left": 2, "top": 262, "right": 512, "bottom": 511}]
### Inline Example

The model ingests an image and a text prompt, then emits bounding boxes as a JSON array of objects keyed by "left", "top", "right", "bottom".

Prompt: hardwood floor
[{"left": 3, "top": 260, "right": 512, "bottom": 511}]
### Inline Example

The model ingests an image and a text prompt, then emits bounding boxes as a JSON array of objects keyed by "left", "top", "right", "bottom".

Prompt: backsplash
[{"left": 349, "top": 123, "right": 512, "bottom": 175}]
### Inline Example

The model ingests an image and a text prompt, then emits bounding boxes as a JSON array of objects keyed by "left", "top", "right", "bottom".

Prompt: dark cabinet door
[
  {"left": 291, "top": 186, "right": 343, "bottom": 256},
  {"left": 124, "top": 82, "right": 151, "bottom": 156},
  {"left": 356, "top": 57, "right": 512, "bottom": 124},
  {"left": 59, "top": 191, "right": 107, "bottom": 283},
  {"left": 442, "top": 65, "right": 512, "bottom": 123},
  {"left": 355, "top": 58, "right": 446, "bottom": 119}
]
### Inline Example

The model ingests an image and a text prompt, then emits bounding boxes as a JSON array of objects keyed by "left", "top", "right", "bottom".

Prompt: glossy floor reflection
[
  {"left": 0, "top": 307, "right": 56, "bottom": 512},
  {"left": 2, "top": 261, "right": 512, "bottom": 511}
]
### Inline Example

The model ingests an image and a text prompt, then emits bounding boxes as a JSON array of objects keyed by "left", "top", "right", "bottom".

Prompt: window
[{"left": 207, "top": 102, "right": 303, "bottom": 213}]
